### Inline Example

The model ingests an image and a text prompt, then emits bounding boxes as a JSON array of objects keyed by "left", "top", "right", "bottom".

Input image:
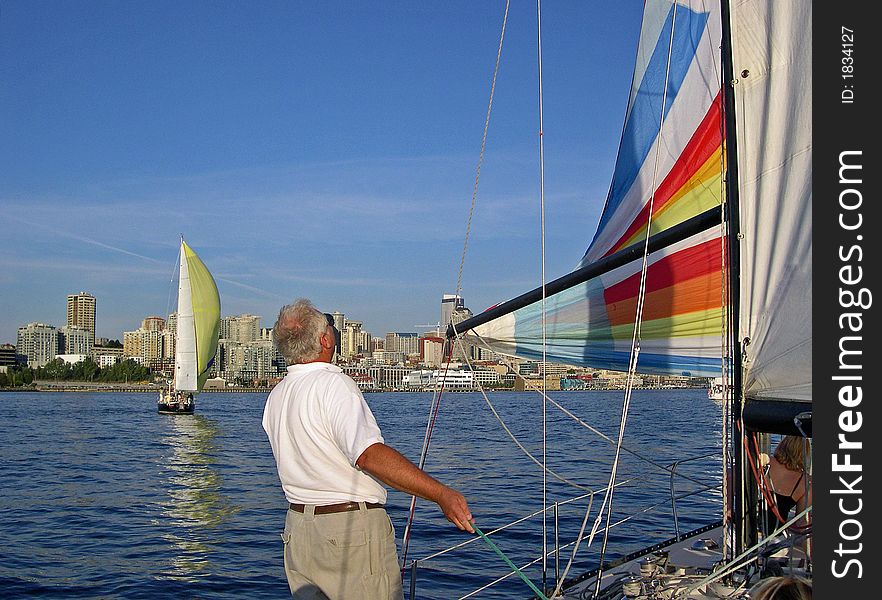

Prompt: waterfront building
[
  {"left": 471, "top": 368, "right": 501, "bottom": 387},
  {"left": 16, "top": 322, "right": 59, "bottom": 367},
  {"left": 59, "top": 325, "right": 92, "bottom": 356},
  {"left": 142, "top": 316, "right": 165, "bottom": 332},
  {"left": 66, "top": 292, "right": 96, "bottom": 344},
  {"left": 420, "top": 336, "right": 444, "bottom": 367},
  {"left": 440, "top": 294, "right": 463, "bottom": 331},
  {"left": 0, "top": 343, "right": 19, "bottom": 366},
  {"left": 430, "top": 368, "right": 475, "bottom": 390},
  {"left": 123, "top": 326, "right": 163, "bottom": 363},
  {"left": 342, "top": 320, "right": 363, "bottom": 359},
  {"left": 403, "top": 369, "right": 434, "bottom": 389},
  {"left": 221, "top": 314, "right": 261, "bottom": 344},
  {"left": 92, "top": 346, "right": 123, "bottom": 368}
]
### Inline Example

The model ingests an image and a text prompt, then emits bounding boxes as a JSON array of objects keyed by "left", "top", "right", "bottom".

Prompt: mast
[{"left": 719, "top": 0, "right": 755, "bottom": 556}]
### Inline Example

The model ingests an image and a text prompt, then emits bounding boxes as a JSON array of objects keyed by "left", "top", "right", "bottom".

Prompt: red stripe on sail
[
  {"left": 606, "top": 91, "right": 724, "bottom": 256},
  {"left": 604, "top": 238, "right": 722, "bottom": 305}
]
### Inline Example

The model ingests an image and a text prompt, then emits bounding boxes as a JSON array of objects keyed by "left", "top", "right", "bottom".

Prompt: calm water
[{"left": 0, "top": 389, "right": 721, "bottom": 599}]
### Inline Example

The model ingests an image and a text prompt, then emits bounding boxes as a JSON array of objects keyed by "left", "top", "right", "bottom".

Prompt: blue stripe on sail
[
  {"left": 590, "top": 4, "right": 710, "bottom": 245},
  {"left": 511, "top": 343, "right": 722, "bottom": 378}
]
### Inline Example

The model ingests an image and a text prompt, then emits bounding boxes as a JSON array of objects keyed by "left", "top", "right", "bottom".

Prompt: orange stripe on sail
[{"left": 605, "top": 270, "right": 723, "bottom": 327}]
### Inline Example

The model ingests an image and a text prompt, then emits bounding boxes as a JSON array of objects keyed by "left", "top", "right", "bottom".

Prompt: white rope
[
  {"left": 535, "top": 0, "right": 549, "bottom": 585},
  {"left": 590, "top": 8, "right": 681, "bottom": 596},
  {"left": 452, "top": 326, "right": 593, "bottom": 491},
  {"left": 455, "top": 0, "right": 510, "bottom": 299}
]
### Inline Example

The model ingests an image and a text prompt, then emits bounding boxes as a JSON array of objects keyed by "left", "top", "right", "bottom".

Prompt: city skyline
[
  {"left": 8, "top": 290, "right": 456, "bottom": 347},
  {"left": 1, "top": 2, "right": 644, "bottom": 345}
]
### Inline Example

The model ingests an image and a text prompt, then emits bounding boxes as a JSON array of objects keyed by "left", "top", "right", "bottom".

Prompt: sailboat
[
  {"left": 707, "top": 377, "right": 730, "bottom": 402},
  {"left": 445, "top": 0, "right": 811, "bottom": 597},
  {"left": 158, "top": 238, "right": 221, "bottom": 415}
]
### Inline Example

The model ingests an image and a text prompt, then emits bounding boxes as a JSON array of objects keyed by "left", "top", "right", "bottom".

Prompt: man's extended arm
[{"left": 356, "top": 442, "right": 474, "bottom": 532}]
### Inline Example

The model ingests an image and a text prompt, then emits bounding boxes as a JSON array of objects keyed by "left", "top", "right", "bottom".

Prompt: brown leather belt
[{"left": 288, "top": 501, "right": 384, "bottom": 515}]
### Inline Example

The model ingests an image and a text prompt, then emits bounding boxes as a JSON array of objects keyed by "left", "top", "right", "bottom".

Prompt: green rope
[{"left": 472, "top": 523, "right": 549, "bottom": 600}]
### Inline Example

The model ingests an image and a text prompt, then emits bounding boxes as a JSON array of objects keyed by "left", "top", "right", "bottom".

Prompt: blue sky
[{"left": 1, "top": 1, "right": 644, "bottom": 343}]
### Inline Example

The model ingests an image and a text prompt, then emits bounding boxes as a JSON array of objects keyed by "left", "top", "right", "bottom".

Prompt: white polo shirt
[{"left": 262, "top": 362, "right": 387, "bottom": 505}]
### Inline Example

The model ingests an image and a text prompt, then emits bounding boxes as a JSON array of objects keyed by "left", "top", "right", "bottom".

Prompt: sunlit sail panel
[
  {"left": 470, "top": 1, "right": 726, "bottom": 376},
  {"left": 733, "top": 2, "right": 812, "bottom": 402},
  {"left": 175, "top": 241, "right": 221, "bottom": 392}
]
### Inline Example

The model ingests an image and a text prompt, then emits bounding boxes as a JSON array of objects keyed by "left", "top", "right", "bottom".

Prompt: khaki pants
[{"left": 281, "top": 504, "right": 404, "bottom": 600}]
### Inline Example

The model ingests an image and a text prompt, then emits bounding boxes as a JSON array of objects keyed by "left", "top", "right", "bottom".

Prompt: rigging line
[
  {"left": 414, "top": 486, "right": 602, "bottom": 564},
  {"left": 591, "top": 6, "right": 680, "bottom": 595},
  {"left": 467, "top": 330, "right": 711, "bottom": 489},
  {"left": 400, "top": 342, "right": 455, "bottom": 570},
  {"left": 455, "top": 0, "right": 510, "bottom": 299},
  {"left": 714, "top": 0, "right": 733, "bottom": 556},
  {"left": 551, "top": 495, "right": 596, "bottom": 598},
  {"left": 535, "top": 0, "right": 549, "bottom": 589},
  {"left": 456, "top": 331, "right": 594, "bottom": 491}
]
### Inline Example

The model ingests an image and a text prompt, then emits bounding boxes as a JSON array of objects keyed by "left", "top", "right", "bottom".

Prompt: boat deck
[{"left": 559, "top": 527, "right": 810, "bottom": 599}]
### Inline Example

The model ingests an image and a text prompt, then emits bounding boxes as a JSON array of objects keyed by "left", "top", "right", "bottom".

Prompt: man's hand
[{"left": 437, "top": 487, "right": 474, "bottom": 533}]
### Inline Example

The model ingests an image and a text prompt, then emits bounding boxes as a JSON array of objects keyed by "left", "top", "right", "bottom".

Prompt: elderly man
[{"left": 263, "top": 298, "right": 473, "bottom": 599}]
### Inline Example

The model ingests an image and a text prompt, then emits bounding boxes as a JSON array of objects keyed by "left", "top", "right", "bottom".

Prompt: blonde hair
[
  {"left": 750, "top": 576, "right": 811, "bottom": 600},
  {"left": 272, "top": 298, "right": 328, "bottom": 364},
  {"left": 774, "top": 436, "right": 809, "bottom": 472}
]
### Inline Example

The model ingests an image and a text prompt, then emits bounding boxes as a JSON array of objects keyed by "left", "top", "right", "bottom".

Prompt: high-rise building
[
  {"left": 221, "top": 314, "right": 261, "bottom": 343},
  {"left": 342, "top": 320, "right": 363, "bottom": 359},
  {"left": 331, "top": 311, "right": 345, "bottom": 335},
  {"left": 67, "top": 292, "right": 96, "bottom": 343},
  {"left": 142, "top": 316, "right": 165, "bottom": 332},
  {"left": 59, "top": 325, "right": 92, "bottom": 355},
  {"left": 386, "top": 332, "right": 419, "bottom": 356},
  {"left": 440, "top": 294, "right": 464, "bottom": 332},
  {"left": 16, "top": 323, "right": 59, "bottom": 367}
]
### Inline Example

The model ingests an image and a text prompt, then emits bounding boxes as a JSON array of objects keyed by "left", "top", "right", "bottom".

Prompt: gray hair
[
  {"left": 272, "top": 298, "right": 328, "bottom": 364},
  {"left": 749, "top": 576, "right": 811, "bottom": 600}
]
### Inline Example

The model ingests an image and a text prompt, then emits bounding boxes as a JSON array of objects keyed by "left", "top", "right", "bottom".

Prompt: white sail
[
  {"left": 174, "top": 244, "right": 198, "bottom": 392},
  {"left": 733, "top": 1, "right": 812, "bottom": 402},
  {"left": 172, "top": 240, "right": 220, "bottom": 393}
]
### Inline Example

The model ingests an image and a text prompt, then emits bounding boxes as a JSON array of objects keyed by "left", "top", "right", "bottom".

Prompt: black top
[{"left": 766, "top": 472, "right": 803, "bottom": 533}]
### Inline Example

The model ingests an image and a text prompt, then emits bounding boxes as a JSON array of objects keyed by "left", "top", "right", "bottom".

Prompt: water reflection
[{"left": 157, "top": 413, "right": 239, "bottom": 579}]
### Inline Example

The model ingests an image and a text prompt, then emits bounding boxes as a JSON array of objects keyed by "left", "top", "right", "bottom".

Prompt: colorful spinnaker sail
[
  {"left": 174, "top": 240, "right": 221, "bottom": 392},
  {"left": 470, "top": 0, "right": 727, "bottom": 378},
  {"left": 468, "top": 0, "right": 811, "bottom": 402}
]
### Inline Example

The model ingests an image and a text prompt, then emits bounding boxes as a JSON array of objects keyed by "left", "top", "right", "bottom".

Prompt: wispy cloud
[{"left": 3, "top": 214, "right": 165, "bottom": 263}]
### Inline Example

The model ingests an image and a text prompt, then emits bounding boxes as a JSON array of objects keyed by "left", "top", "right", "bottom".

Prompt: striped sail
[
  {"left": 174, "top": 240, "right": 221, "bottom": 392},
  {"left": 470, "top": 0, "right": 726, "bottom": 377}
]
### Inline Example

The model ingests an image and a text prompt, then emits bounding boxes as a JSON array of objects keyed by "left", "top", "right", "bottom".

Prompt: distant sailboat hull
[{"left": 157, "top": 393, "right": 195, "bottom": 415}]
